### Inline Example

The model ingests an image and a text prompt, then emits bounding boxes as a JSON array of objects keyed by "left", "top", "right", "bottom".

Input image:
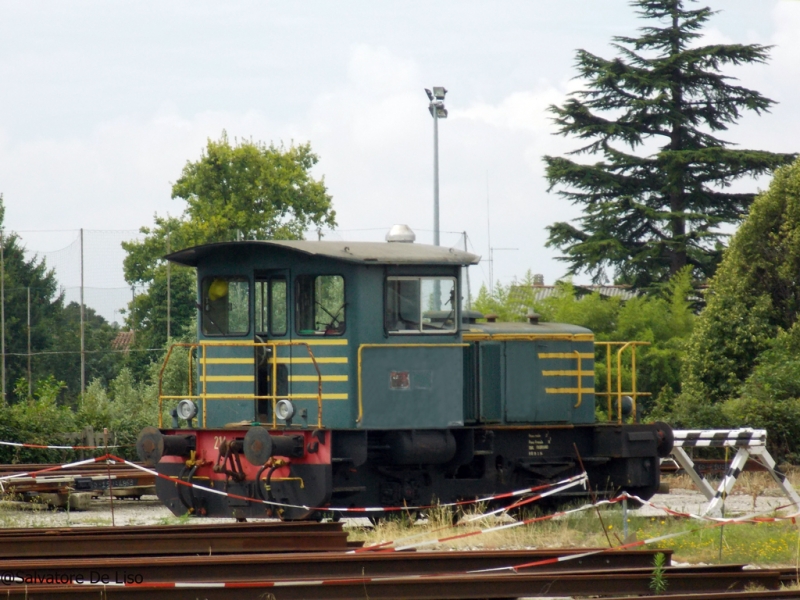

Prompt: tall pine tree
[{"left": 544, "top": 0, "right": 795, "bottom": 289}]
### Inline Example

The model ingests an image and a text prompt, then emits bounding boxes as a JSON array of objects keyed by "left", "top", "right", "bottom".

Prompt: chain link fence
[{"left": 0, "top": 229, "right": 153, "bottom": 400}]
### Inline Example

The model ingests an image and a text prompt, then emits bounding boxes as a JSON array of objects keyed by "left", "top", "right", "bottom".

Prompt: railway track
[
  {"left": 0, "top": 547, "right": 672, "bottom": 581},
  {"left": 0, "top": 513, "right": 791, "bottom": 598},
  {"left": 0, "top": 566, "right": 785, "bottom": 599},
  {"left": 0, "top": 519, "right": 789, "bottom": 599},
  {"left": 0, "top": 521, "right": 354, "bottom": 557}
]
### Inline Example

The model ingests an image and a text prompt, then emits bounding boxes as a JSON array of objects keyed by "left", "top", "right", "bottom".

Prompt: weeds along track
[{"left": 0, "top": 520, "right": 792, "bottom": 599}]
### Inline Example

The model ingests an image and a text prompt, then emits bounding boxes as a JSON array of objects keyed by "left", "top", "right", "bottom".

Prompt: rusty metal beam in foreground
[
  {"left": 0, "top": 569, "right": 782, "bottom": 599},
  {"left": 0, "top": 530, "right": 351, "bottom": 558},
  {"left": 0, "top": 519, "right": 342, "bottom": 538},
  {"left": 0, "top": 548, "right": 672, "bottom": 582}
]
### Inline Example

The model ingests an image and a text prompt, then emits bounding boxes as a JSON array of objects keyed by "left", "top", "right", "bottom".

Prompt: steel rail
[
  {"left": 0, "top": 530, "right": 352, "bottom": 558},
  {"left": 0, "top": 569, "right": 782, "bottom": 599},
  {"left": 0, "top": 549, "right": 675, "bottom": 582},
  {"left": 0, "top": 520, "right": 343, "bottom": 538}
]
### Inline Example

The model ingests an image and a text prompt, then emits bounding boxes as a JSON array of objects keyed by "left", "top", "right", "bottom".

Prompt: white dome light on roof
[{"left": 386, "top": 224, "right": 416, "bottom": 243}]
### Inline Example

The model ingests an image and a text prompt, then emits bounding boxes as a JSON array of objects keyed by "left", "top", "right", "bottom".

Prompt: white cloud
[
  {"left": 2, "top": 1, "right": 799, "bottom": 304},
  {"left": 0, "top": 109, "right": 282, "bottom": 234},
  {"left": 454, "top": 87, "right": 563, "bottom": 134}
]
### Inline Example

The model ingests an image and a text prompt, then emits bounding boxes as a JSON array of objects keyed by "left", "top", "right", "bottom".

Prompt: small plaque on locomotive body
[
  {"left": 389, "top": 371, "right": 410, "bottom": 390},
  {"left": 528, "top": 432, "right": 552, "bottom": 457}
]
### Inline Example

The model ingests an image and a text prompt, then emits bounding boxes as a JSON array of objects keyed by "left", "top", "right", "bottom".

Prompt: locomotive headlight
[
  {"left": 275, "top": 399, "right": 295, "bottom": 422},
  {"left": 176, "top": 399, "right": 198, "bottom": 421}
]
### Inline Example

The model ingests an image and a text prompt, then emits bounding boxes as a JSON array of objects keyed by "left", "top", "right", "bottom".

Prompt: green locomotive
[{"left": 137, "top": 230, "right": 672, "bottom": 519}]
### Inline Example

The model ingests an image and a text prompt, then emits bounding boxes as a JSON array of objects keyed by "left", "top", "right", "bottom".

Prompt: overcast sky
[{"left": 1, "top": 0, "right": 798, "bottom": 299}]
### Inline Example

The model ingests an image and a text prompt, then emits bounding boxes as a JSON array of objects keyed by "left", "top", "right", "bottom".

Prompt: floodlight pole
[
  {"left": 433, "top": 105, "right": 440, "bottom": 248},
  {"left": 426, "top": 87, "right": 447, "bottom": 311},
  {"left": 426, "top": 87, "right": 447, "bottom": 248}
]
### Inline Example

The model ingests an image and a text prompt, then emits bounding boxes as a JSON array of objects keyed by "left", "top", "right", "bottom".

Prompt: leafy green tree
[
  {"left": 0, "top": 196, "right": 123, "bottom": 402},
  {"left": 122, "top": 133, "right": 336, "bottom": 361},
  {"left": 720, "top": 323, "right": 800, "bottom": 461},
  {"left": 172, "top": 134, "right": 335, "bottom": 242},
  {"left": 41, "top": 302, "right": 123, "bottom": 396},
  {"left": 544, "top": 0, "right": 795, "bottom": 289},
  {"left": 0, "top": 196, "right": 67, "bottom": 398},
  {"left": 671, "top": 158, "right": 800, "bottom": 427},
  {"left": 473, "top": 272, "right": 541, "bottom": 323}
]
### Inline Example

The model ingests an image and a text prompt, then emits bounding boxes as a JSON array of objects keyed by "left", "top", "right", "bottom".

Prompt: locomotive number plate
[{"left": 389, "top": 371, "right": 410, "bottom": 390}]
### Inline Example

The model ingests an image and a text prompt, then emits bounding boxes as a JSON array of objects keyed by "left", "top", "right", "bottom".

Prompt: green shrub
[
  {"left": 720, "top": 322, "right": 800, "bottom": 461},
  {"left": 0, "top": 376, "right": 76, "bottom": 463}
]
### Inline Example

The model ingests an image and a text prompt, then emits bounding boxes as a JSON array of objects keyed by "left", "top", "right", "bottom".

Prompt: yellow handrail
[
  {"left": 593, "top": 341, "right": 651, "bottom": 424},
  {"left": 158, "top": 340, "right": 324, "bottom": 429},
  {"left": 573, "top": 350, "right": 582, "bottom": 408}
]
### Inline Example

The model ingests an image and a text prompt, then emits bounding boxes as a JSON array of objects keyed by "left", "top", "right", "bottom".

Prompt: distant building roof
[
  {"left": 508, "top": 282, "right": 638, "bottom": 305},
  {"left": 111, "top": 331, "right": 135, "bottom": 352}
]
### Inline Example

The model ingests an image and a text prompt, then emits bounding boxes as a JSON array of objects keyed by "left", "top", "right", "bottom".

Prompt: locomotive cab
[
  {"left": 138, "top": 233, "right": 672, "bottom": 520},
  {"left": 163, "top": 238, "right": 475, "bottom": 432}
]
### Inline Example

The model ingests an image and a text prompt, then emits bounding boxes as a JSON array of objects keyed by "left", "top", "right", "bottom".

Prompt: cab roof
[{"left": 166, "top": 240, "right": 481, "bottom": 268}]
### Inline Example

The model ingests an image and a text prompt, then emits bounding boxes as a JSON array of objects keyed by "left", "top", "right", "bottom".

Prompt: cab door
[{"left": 254, "top": 271, "right": 290, "bottom": 423}]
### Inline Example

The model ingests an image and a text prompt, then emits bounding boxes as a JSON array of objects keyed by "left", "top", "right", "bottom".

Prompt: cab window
[
  {"left": 270, "top": 279, "right": 288, "bottom": 335},
  {"left": 256, "top": 277, "right": 287, "bottom": 336},
  {"left": 385, "top": 276, "right": 457, "bottom": 333},
  {"left": 201, "top": 276, "right": 250, "bottom": 336},
  {"left": 295, "top": 275, "right": 345, "bottom": 335}
]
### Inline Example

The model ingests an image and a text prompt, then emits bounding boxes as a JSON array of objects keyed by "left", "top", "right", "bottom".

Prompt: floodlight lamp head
[
  {"left": 425, "top": 88, "right": 434, "bottom": 101},
  {"left": 433, "top": 86, "right": 447, "bottom": 100},
  {"left": 276, "top": 399, "right": 295, "bottom": 422},
  {"left": 428, "top": 101, "right": 447, "bottom": 119},
  {"left": 176, "top": 399, "right": 198, "bottom": 421}
]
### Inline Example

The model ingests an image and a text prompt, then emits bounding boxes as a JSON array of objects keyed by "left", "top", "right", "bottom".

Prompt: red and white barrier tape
[
  {"left": 9, "top": 492, "right": 743, "bottom": 591},
  {"left": 622, "top": 490, "right": 799, "bottom": 524},
  {"left": 5, "top": 454, "right": 795, "bottom": 531},
  {"left": 116, "top": 456, "right": 588, "bottom": 514},
  {"left": 0, "top": 452, "right": 589, "bottom": 517},
  {"left": 14, "top": 494, "right": 779, "bottom": 592},
  {"left": 0, "top": 457, "right": 103, "bottom": 493},
  {"left": 469, "top": 493, "right": 800, "bottom": 574},
  {"left": 0, "top": 440, "right": 120, "bottom": 450},
  {"left": 0, "top": 457, "right": 103, "bottom": 483},
  {"left": 4, "top": 456, "right": 799, "bottom": 590},
  {"left": 386, "top": 477, "right": 591, "bottom": 552},
  {"left": 352, "top": 474, "right": 588, "bottom": 553}
]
